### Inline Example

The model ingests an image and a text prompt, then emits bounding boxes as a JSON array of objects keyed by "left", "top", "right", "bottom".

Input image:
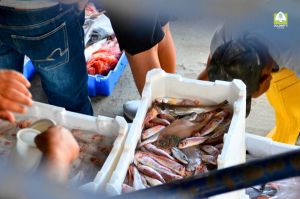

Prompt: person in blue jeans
[{"left": 0, "top": 2, "right": 93, "bottom": 115}]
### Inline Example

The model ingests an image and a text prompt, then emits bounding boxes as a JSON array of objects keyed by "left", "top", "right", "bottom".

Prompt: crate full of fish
[
  {"left": 0, "top": 101, "right": 128, "bottom": 192},
  {"left": 245, "top": 133, "right": 300, "bottom": 199},
  {"left": 106, "top": 69, "right": 247, "bottom": 199},
  {"left": 84, "top": 9, "right": 128, "bottom": 97}
]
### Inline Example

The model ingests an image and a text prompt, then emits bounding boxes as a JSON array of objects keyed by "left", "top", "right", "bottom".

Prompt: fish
[
  {"left": 214, "top": 143, "right": 224, "bottom": 151},
  {"left": 157, "top": 113, "right": 176, "bottom": 122},
  {"left": 144, "top": 143, "right": 174, "bottom": 160},
  {"left": 16, "top": 119, "right": 33, "bottom": 129},
  {"left": 182, "top": 147, "right": 202, "bottom": 172},
  {"left": 142, "top": 125, "right": 165, "bottom": 140},
  {"left": 144, "top": 118, "right": 171, "bottom": 129},
  {"left": 199, "top": 110, "right": 228, "bottom": 136},
  {"left": 140, "top": 173, "right": 149, "bottom": 188},
  {"left": 137, "top": 151, "right": 185, "bottom": 176},
  {"left": 144, "top": 175, "right": 163, "bottom": 186},
  {"left": 158, "top": 119, "right": 208, "bottom": 141},
  {"left": 138, "top": 133, "right": 160, "bottom": 148},
  {"left": 71, "top": 129, "right": 107, "bottom": 144},
  {"left": 200, "top": 145, "right": 220, "bottom": 157},
  {"left": 194, "top": 163, "right": 209, "bottom": 175},
  {"left": 143, "top": 106, "right": 160, "bottom": 128},
  {"left": 133, "top": 166, "right": 146, "bottom": 190},
  {"left": 169, "top": 100, "right": 229, "bottom": 117},
  {"left": 78, "top": 143, "right": 112, "bottom": 156},
  {"left": 178, "top": 137, "right": 208, "bottom": 149},
  {"left": 122, "top": 184, "right": 135, "bottom": 193},
  {"left": 201, "top": 154, "right": 217, "bottom": 165},
  {"left": 144, "top": 122, "right": 157, "bottom": 129},
  {"left": 125, "top": 97, "right": 232, "bottom": 188},
  {"left": 136, "top": 164, "right": 166, "bottom": 183},
  {"left": 182, "top": 112, "right": 198, "bottom": 121},
  {"left": 156, "top": 135, "right": 182, "bottom": 150},
  {"left": 135, "top": 153, "right": 182, "bottom": 182},
  {"left": 171, "top": 147, "right": 189, "bottom": 165},
  {"left": 204, "top": 118, "right": 231, "bottom": 144},
  {"left": 214, "top": 110, "right": 229, "bottom": 119},
  {"left": 127, "top": 164, "right": 134, "bottom": 186},
  {"left": 149, "top": 118, "right": 171, "bottom": 126},
  {"left": 192, "top": 112, "right": 216, "bottom": 137},
  {"left": 155, "top": 97, "right": 202, "bottom": 107},
  {"left": 193, "top": 111, "right": 215, "bottom": 124}
]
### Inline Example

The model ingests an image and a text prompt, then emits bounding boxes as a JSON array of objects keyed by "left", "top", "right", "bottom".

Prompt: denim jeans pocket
[{"left": 11, "top": 22, "right": 69, "bottom": 71}]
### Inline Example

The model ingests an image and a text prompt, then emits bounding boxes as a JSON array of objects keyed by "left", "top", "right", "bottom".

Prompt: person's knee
[{"left": 126, "top": 44, "right": 160, "bottom": 67}]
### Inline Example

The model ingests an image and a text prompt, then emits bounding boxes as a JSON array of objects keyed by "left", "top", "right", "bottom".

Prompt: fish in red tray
[{"left": 87, "top": 38, "right": 122, "bottom": 76}]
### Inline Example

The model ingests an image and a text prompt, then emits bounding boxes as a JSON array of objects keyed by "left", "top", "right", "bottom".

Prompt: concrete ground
[{"left": 30, "top": 18, "right": 275, "bottom": 137}]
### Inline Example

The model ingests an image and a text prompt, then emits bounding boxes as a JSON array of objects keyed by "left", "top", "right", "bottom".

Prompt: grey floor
[{"left": 30, "top": 18, "right": 275, "bottom": 137}]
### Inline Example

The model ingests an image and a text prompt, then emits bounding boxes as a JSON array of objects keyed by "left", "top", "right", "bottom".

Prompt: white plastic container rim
[{"left": 15, "top": 101, "right": 129, "bottom": 193}]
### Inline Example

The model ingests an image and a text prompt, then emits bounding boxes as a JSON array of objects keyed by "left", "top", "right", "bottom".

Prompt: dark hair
[{"left": 208, "top": 36, "right": 273, "bottom": 116}]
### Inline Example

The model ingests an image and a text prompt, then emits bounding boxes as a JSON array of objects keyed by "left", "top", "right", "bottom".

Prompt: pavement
[{"left": 30, "top": 18, "right": 275, "bottom": 137}]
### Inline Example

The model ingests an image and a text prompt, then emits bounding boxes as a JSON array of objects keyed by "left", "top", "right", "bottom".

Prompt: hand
[
  {"left": 35, "top": 125, "right": 79, "bottom": 182},
  {"left": 35, "top": 125, "right": 79, "bottom": 165},
  {"left": 0, "top": 70, "right": 32, "bottom": 123}
]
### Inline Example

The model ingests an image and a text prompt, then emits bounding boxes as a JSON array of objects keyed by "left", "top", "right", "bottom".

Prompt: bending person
[{"left": 199, "top": 2, "right": 300, "bottom": 144}]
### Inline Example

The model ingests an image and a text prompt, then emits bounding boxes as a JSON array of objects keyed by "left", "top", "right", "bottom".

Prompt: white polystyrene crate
[
  {"left": 246, "top": 133, "right": 300, "bottom": 157},
  {"left": 106, "top": 69, "right": 247, "bottom": 199},
  {"left": 16, "top": 101, "right": 128, "bottom": 193}
]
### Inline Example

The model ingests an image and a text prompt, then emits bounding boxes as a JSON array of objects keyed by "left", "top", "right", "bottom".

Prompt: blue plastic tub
[
  {"left": 88, "top": 52, "right": 128, "bottom": 96},
  {"left": 23, "top": 60, "right": 36, "bottom": 81},
  {"left": 23, "top": 52, "right": 128, "bottom": 97}
]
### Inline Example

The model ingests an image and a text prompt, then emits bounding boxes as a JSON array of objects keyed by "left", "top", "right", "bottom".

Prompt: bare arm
[{"left": 198, "top": 55, "right": 211, "bottom": 81}]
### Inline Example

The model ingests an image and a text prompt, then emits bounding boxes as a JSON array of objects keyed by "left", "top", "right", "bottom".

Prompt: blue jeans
[{"left": 0, "top": 4, "right": 93, "bottom": 115}]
